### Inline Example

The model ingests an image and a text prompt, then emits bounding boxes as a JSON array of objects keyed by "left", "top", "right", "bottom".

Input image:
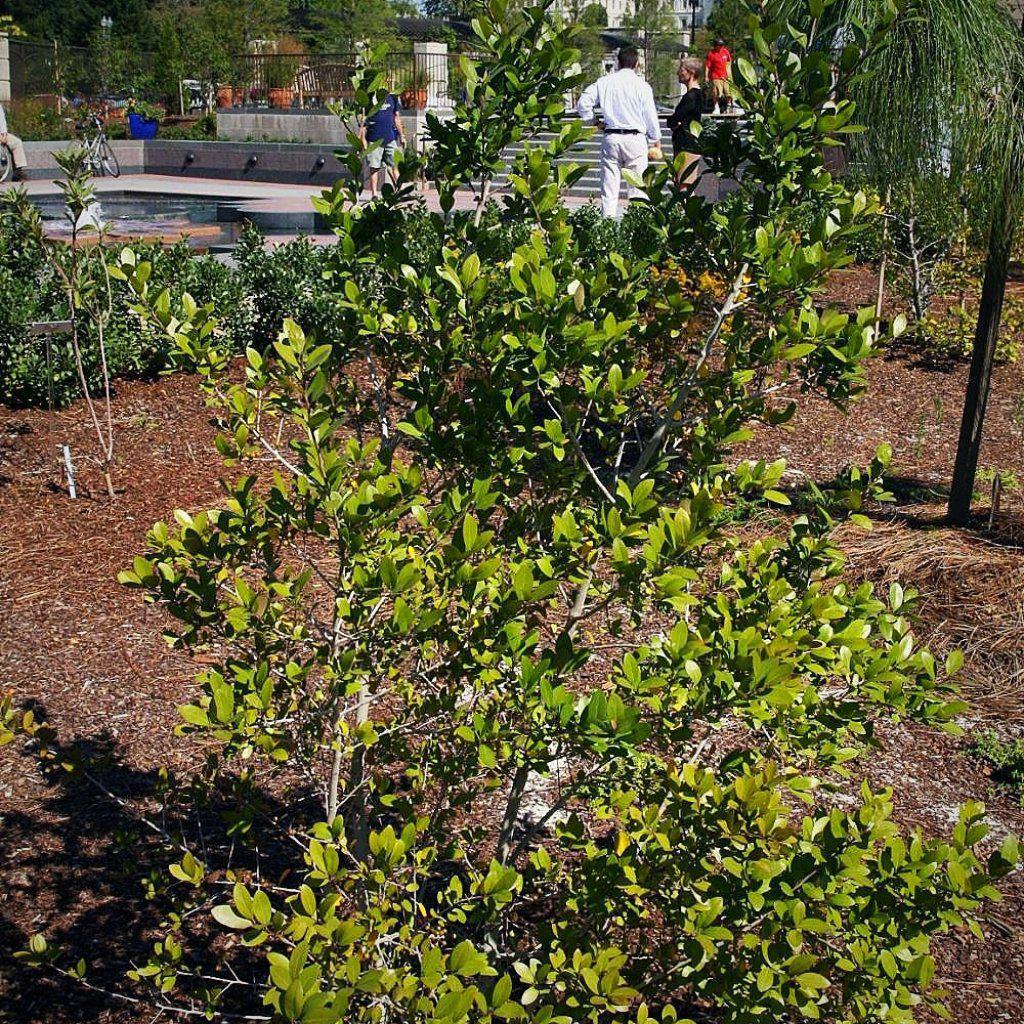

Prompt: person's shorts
[
  {"left": 711, "top": 78, "right": 731, "bottom": 100},
  {"left": 364, "top": 140, "right": 399, "bottom": 170}
]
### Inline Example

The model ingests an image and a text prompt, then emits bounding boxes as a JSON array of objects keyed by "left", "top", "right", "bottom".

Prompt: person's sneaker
[{"left": 11, "top": 168, "right": 27, "bottom": 182}]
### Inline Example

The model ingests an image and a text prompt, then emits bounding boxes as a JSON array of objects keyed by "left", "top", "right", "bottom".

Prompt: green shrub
[
  {"left": 971, "top": 731, "right": 1024, "bottom": 807},
  {"left": 97, "top": 3, "right": 1018, "bottom": 1021},
  {"left": 158, "top": 114, "right": 218, "bottom": 140},
  {"left": 911, "top": 262, "right": 1024, "bottom": 364},
  {"left": 0, "top": 209, "right": 242, "bottom": 407},
  {"left": 4, "top": 5, "right": 1018, "bottom": 1021},
  {"left": 8, "top": 99, "right": 74, "bottom": 142},
  {"left": 229, "top": 224, "right": 345, "bottom": 350}
]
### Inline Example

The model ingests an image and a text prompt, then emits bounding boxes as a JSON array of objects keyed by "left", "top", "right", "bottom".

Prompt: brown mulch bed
[
  {"left": 2, "top": 287, "right": 1024, "bottom": 1020},
  {"left": 0, "top": 373, "right": 226, "bottom": 1023}
]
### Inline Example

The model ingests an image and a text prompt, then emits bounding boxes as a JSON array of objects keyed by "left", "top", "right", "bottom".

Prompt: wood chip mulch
[{"left": 2, "top": 280, "right": 1024, "bottom": 1020}]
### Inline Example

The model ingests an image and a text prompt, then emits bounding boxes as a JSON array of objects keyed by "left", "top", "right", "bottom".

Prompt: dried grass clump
[{"left": 839, "top": 510, "right": 1024, "bottom": 720}]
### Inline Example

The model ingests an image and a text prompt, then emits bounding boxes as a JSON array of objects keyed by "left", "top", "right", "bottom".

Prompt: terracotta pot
[
  {"left": 268, "top": 87, "right": 293, "bottom": 109},
  {"left": 216, "top": 85, "right": 234, "bottom": 108},
  {"left": 400, "top": 88, "right": 428, "bottom": 111},
  {"left": 233, "top": 87, "right": 244, "bottom": 106}
]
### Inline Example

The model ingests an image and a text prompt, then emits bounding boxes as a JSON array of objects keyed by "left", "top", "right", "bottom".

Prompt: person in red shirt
[{"left": 705, "top": 39, "right": 733, "bottom": 114}]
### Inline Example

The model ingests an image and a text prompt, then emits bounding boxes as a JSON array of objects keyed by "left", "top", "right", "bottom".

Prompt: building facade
[
  {"left": 554, "top": 0, "right": 712, "bottom": 31},
  {"left": 670, "top": 0, "right": 713, "bottom": 33}
]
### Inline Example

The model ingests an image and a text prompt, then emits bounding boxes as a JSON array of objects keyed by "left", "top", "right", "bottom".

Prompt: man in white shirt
[
  {"left": 577, "top": 45, "right": 661, "bottom": 218},
  {"left": 0, "top": 102, "right": 28, "bottom": 181}
]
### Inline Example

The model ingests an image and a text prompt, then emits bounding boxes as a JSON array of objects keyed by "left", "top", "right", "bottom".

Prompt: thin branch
[
  {"left": 547, "top": 397, "right": 614, "bottom": 502},
  {"left": 628, "top": 264, "right": 749, "bottom": 486},
  {"left": 46, "top": 966, "right": 271, "bottom": 1022}
]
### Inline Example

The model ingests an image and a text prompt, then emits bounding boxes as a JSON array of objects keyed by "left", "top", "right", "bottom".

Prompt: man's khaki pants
[
  {"left": 3, "top": 132, "right": 27, "bottom": 172},
  {"left": 711, "top": 78, "right": 731, "bottom": 113},
  {"left": 599, "top": 133, "right": 649, "bottom": 218}
]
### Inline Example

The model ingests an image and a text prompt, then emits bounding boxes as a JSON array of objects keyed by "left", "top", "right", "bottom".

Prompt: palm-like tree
[{"left": 783, "top": 0, "right": 1024, "bottom": 524}]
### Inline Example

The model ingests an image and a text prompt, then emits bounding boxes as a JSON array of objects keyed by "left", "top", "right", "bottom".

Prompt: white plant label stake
[{"left": 61, "top": 444, "right": 78, "bottom": 500}]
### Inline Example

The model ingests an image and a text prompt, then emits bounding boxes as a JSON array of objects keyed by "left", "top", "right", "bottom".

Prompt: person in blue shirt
[{"left": 359, "top": 92, "right": 405, "bottom": 200}]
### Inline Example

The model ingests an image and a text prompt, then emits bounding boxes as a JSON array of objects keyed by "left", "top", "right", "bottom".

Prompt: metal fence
[
  {"left": 223, "top": 49, "right": 465, "bottom": 110},
  {"left": 7, "top": 38, "right": 522, "bottom": 113},
  {"left": 9, "top": 40, "right": 75, "bottom": 101},
  {"left": 9, "top": 38, "right": 157, "bottom": 104}
]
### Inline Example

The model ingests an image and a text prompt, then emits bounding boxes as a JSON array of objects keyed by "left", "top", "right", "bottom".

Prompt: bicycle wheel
[
  {"left": 0, "top": 146, "right": 11, "bottom": 183},
  {"left": 99, "top": 139, "right": 120, "bottom": 178}
]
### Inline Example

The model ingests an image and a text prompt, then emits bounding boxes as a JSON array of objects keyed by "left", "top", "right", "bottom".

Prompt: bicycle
[
  {"left": 0, "top": 144, "right": 12, "bottom": 183},
  {"left": 68, "top": 114, "right": 121, "bottom": 178}
]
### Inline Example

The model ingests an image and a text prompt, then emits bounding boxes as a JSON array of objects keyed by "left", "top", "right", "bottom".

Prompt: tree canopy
[{"left": 1, "top": 0, "right": 160, "bottom": 46}]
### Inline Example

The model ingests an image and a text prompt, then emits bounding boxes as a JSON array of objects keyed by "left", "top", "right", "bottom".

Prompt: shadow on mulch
[
  {"left": 879, "top": 475, "right": 1024, "bottom": 548},
  {"left": 883, "top": 334, "right": 969, "bottom": 373},
  {"left": 0, "top": 717, "right": 317, "bottom": 1024},
  {"left": 2, "top": 725, "right": 168, "bottom": 1023}
]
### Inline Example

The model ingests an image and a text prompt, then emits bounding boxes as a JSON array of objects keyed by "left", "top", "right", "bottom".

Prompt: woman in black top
[{"left": 667, "top": 57, "right": 704, "bottom": 187}]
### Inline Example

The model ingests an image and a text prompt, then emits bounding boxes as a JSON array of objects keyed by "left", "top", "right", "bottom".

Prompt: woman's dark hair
[{"left": 618, "top": 45, "right": 640, "bottom": 69}]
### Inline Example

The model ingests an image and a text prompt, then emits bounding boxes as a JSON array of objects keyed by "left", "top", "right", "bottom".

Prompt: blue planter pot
[{"left": 127, "top": 113, "right": 159, "bottom": 140}]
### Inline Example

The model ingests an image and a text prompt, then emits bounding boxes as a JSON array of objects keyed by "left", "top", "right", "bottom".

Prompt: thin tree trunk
[
  {"left": 948, "top": 172, "right": 1019, "bottom": 525},
  {"left": 326, "top": 734, "right": 343, "bottom": 823},
  {"left": 346, "top": 681, "right": 371, "bottom": 860},
  {"left": 496, "top": 764, "right": 530, "bottom": 861},
  {"left": 62, "top": 233, "right": 116, "bottom": 499},
  {"left": 875, "top": 186, "right": 891, "bottom": 334},
  {"left": 364, "top": 340, "right": 392, "bottom": 451},
  {"left": 94, "top": 306, "right": 116, "bottom": 498},
  {"left": 496, "top": 572, "right": 592, "bottom": 863},
  {"left": 907, "top": 213, "right": 926, "bottom": 322},
  {"left": 628, "top": 264, "right": 748, "bottom": 486},
  {"left": 473, "top": 178, "right": 491, "bottom": 227}
]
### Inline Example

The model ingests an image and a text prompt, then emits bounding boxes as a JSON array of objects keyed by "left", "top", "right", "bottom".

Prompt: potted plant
[
  {"left": 400, "top": 64, "right": 430, "bottom": 111},
  {"left": 265, "top": 57, "right": 296, "bottom": 109},
  {"left": 220, "top": 55, "right": 250, "bottom": 107},
  {"left": 126, "top": 99, "right": 162, "bottom": 139}
]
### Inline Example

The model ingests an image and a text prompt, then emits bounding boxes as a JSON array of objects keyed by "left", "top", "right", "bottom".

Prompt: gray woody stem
[
  {"left": 496, "top": 764, "right": 530, "bottom": 862},
  {"left": 874, "top": 186, "right": 891, "bottom": 334},
  {"left": 496, "top": 574, "right": 591, "bottom": 863},
  {"left": 628, "top": 263, "right": 749, "bottom": 487}
]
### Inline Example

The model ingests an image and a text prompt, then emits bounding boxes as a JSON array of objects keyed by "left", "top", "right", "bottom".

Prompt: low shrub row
[
  {"left": 7, "top": 101, "right": 219, "bottom": 143},
  {"left": 0, "top": 202, "right": 674, "bottom": 410},
  {"left": 0, "top": 209, "right": 241, "bottom": 407}
]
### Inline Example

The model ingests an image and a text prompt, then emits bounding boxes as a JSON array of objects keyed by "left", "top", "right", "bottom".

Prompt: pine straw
[{"left": 837, "top": 507, "right": 1024, "bottom": 722}]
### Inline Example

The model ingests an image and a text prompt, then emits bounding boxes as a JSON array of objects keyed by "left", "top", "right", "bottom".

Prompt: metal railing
[
  {"left": 222, "top": 49, "right": 464, "bottom": 110},
  {"left": 9, "top": 38, "right": 158, "bottom": 104}
]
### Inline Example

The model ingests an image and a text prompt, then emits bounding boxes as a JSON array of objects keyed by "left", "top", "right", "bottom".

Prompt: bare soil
[{"left": 1, "top": 269, "right": 1023, "bottom": 1021}]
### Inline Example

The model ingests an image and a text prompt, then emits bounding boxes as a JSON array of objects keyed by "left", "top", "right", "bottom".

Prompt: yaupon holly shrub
[{"left": 18, "top": 1, "right": 1019, "bottom": 1021}]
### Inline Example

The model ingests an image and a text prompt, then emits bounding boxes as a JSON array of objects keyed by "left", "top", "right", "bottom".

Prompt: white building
[
  {"left": 551, "top": 0, "right": 633, "bottom": 28},
  {"left": 670, "top": 0, "right": 713, "bottom": 33},
  {"left": 605, "top": 0, "right": 633, "bottom": 27},
  {"left": 554, "top": 0, "right": 711, "bottom": 32}
]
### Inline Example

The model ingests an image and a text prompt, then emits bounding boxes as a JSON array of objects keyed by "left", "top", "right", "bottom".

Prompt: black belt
[{"left": 604, "top": 128, "right": 642, "bottom": 135}]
